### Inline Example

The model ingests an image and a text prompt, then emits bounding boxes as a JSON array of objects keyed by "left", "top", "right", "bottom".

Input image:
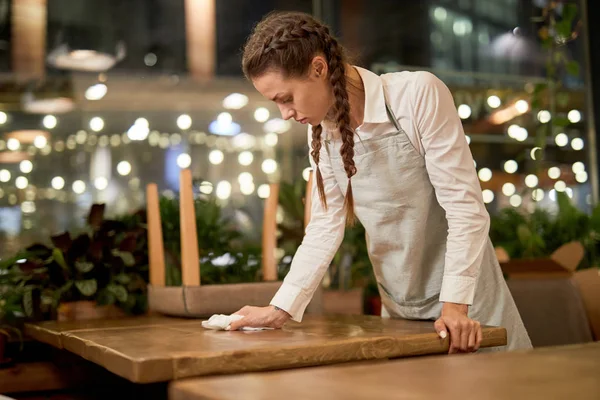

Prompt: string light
[
  {"left": 482, "top": 190, "right": 494, "bottom": 204},
  {"left": 238, "top": 151, "right": 253, "bottom": 166},
  {"left": 257, "top": 184, "right": 270, "bottom": 199}
]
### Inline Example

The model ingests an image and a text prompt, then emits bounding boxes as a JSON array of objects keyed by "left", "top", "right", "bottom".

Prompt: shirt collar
[{"left": 354, "top": 66, "right": 389, "bottom": 124}]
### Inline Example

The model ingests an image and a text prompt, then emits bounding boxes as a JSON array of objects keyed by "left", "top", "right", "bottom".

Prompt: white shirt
[{"left": 271, "top": 66, "right": 491, "bottom": 322}]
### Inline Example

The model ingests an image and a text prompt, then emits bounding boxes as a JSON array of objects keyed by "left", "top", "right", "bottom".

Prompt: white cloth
[
  {"left": 271, "top": 66, "right": 491, "bottom": 323},
  {"left": 201, "top": 314, "right": 274, "bottom": 331}
]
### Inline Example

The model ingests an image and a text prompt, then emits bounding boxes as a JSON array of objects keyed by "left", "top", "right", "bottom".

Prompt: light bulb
[
  {"left": 94, "top": 177, "right": 108, "bottom": 190},
  {"left": 571, "top": 138, "right": 584, "bottom": 151},
  {"left": 515, "top": 100, "right": 529, "bottom": 113},
  {"left": 0, "top": 169, "right": 11, "bottom": 182},
  {"left": 457, "top": 104, "right": 471, "bottom": 119},
  {"left": 238, "top": 151, "right": 253, "bottom": 166},
  {"left": 90, "top": 117, "right": 104, "bottom": 132},
  {"left": 177, "top": 153, "right": 192, "bottom": 169},
  {"left": 262, "top": 159, "right": 278, "bottom": 174},
  {"left": 238, "top": 172, "right": 253, "bottom": 185},
  {"left": 554, "top": 180, "right": 566, "bottom": 192},
  {"left": 532, "top": 189, "right": 545, "bottom": 202},
  {"left": 482, "top": 190, "right": 494, "bottom": 204},
  {"left": 7, "top": 138, "right": 20, "bottom": 151},
  {"left": 177, "top": 114, "right": 192, "bottom": 130},
  {"left": 264, "top": 132, "right": 279, "bottom": 147},
  {"left": 555, "top": 133, "right": 568, "bottom": 147},
  {"left": 117, "top": 161, "right": 132, "bottom": 176},
  {"left": 478, "top": 168, "right": 492, "bottom": 182},
  {"left": 572, "top": 162, "right": 585, "bottom": 174},
  {"left": 209, "top": 150, "right": 224, "bottom": 165},
  {"left": 548, "top": 167, "right": 561, "bottom": 180},
  {"left": 502, "top": 183, "right": 516, "bottom": 196},
  {"left": 303, "top": 167, "right": 312, "bottom": 182},
  {"left": 254, "top": 107, "right": 270, "bottom": 122},
  {"left": 487, "top": 95, "right": 501, "bottom": 108},
  {"left": 257, "top": 184, "right": 270, "bottom": 199},
  {"left": 43, "top": 115, "right": 57, "bottom": 129},
  {"left": 525, "top": 174, "right": 539, "bottom": 188},
  {"left": 51, "top": 176, "right": 65, "bottom": 190},
  {"left": 568, "top": 110, "right": 581, "bottom": 123},
  {"left": 576, "top": 171, "right": 588, "bottom": 183},
  {"left": 503, "top": 160, "right": 518, "bottom": 174},
  {"left": 72, "top": 180, "right": 86, "bottom": 194},
  {"left": 216, "top": 181, "right": 232, "bottom": 200},
  {"left": 537, "top": 110, "right": 551, "bottom": 123},
  {"left": 20, "top": 160, "right": 33, "bottom": 173},
  {"left": 15, "top": 176, "right": 29, "bottom": 189},
  {"left": 510, "top": 195, "right": 522, "bottom": 207},
  {"left": 34, "top": 135, "right": 47, "bottom": 149}
]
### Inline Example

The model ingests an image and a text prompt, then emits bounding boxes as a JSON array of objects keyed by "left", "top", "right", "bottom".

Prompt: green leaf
[
  {"left": 555, "top": 20, "right": 572, "bottom": 42},
  {"left": 554, "top": 116, "right": 571, "bottom": 127},
  {"left": 75, "top": 279, "right": 97, "bottom": 297},
  {"left": 562, "top": 4, "right": 578, "bottom": 24},
  {"left": 75, "top": 261, "right": 94, "bottom": 273},
  {"left": 115, "top": 273, "right": 131, "bottom": 285},
  {"left": 23, "top": 288, "right": 33, "bottom": 317},
  {"left": 52, "top": 248, "right": 69, "bottom": 271},
  {"left": 112, "top": 250, "right": 136, "bottom": 267},
  {"left": 52, "top": 281, "right": 73, "bottom": 308},
  {"left": 556, "top": 92, "right": 570, "bottom": 107},
  {"left": 566, "top": 61, "right": 580, "bottom": 77},
  {"left": 107, "top": 283, "right": 128, "bottom": 303},
  {"left": 96, "top": 289, "right": 116, "bottom": 306}
]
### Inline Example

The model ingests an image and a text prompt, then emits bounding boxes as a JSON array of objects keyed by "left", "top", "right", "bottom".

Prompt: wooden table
[
  {"left": 25, "top": 314, "right": 506, "bottom": 384},
  {"left": 169, "top": 341, "right": 600, "bottom": 400}
]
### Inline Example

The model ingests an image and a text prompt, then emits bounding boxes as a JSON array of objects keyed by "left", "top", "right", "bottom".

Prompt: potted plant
[{"left": 0, "top": 204, "right": 150, "bottom": 322}]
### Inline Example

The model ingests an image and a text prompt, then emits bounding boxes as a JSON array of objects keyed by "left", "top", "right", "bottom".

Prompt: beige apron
[{"left": 323, "top": 90, "right": 532, "bottom": 351}]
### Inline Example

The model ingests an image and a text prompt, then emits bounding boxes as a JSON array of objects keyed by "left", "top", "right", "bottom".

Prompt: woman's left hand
[{"left": 434, "top": 303, "right": 482, "bottom": 353}]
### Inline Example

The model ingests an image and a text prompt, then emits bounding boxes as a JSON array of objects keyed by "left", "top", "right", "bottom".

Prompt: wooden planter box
[
  {"left": 148, "top": 282, "right": 323, "bottom": 317},
  {"left": 57, "top": 301, "right": 127, "bottom": 322}
]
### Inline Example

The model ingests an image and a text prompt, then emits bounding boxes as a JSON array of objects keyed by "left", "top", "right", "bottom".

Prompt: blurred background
[{"left": 0, "top": 0, "right": 596, "bottom": 258}]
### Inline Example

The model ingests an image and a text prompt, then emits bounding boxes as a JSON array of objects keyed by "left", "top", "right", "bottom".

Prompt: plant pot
[
  {"left": 365, "top": 295, "right": 382, "bottom": 316},
  {"left": 322, "top": 288, "right": 365, "bottom": 315},
  {"left": 0, "top": 334, "right": 11, "bottom": 368},
  {"left": 57, "top": 301, "right": 127, "bottom": 322}
]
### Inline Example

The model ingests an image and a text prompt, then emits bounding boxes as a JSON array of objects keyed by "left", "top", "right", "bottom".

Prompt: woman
[{"left": 228, "top": 11, "right": 532, "bottom": 353}]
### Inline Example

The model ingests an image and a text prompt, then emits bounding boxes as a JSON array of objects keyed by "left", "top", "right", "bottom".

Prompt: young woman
[{"left": 227, "top": 11, "right": 532, "bottom": 353}]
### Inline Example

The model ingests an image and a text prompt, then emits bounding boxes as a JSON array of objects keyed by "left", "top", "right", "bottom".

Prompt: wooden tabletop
[
  {"left": 169, "top": 341, "right": 600, "bottom": 400},
  {"left": 25, "top": 314, "right": 506, "bottom": 383}
]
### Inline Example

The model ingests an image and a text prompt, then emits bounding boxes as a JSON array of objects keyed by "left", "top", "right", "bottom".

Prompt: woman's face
[{"left": 252, "top": 57, "right": 333, "bottom": 127}]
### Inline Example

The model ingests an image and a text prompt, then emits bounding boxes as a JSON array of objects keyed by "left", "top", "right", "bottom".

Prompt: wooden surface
[
  {"left": 169, "top": 342, "right": 600, "bottom": 400},
  {"left": 24, "top": 314, "right": 506, "bottom": 384}
]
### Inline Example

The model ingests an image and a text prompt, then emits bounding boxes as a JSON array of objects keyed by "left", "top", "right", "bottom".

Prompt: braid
[
  {"left": 310, "top": 124, "right": 327, "bottom": 210},
  {"left": 242, "top": 11, "right": 357, "bottom": 225},
  {"left": 322, "top": 31, "right": 357, "bottom": 226}
]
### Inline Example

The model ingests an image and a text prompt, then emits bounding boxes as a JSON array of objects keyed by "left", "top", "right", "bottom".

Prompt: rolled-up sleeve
[
  {"left": 270, "top": 126, "right": 347, "bottom": 321},
  {"left": 411, "top": 71, "right": 490, "bottom": 305}
]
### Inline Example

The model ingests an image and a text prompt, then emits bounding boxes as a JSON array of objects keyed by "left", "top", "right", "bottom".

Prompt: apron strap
[{"left": 382, "top": 86, "right": 402, "bottom": 132}]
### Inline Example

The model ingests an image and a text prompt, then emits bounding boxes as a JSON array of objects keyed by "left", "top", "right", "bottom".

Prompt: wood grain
[
  {"left": 146, "top": 183, "right": 166, "bottom": 287},
  {"left": 169, "top": 342, "right": 600, "bottom": 400},
  {"left": 25, "top": 314, "right": 506, "bottom": 383},
  {"left": 180, "top": 169, "right": 200, "bottom": 286},
  {"left": 261, "top": 183, "right": 279, "bottom": 281}
]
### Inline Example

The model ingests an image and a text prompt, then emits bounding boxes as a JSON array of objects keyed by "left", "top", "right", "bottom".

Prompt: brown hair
[{"left": 242, "top": 11, "right": 357, "bottom": 226}]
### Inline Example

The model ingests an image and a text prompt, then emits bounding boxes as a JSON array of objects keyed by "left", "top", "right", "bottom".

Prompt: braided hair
[{"left": 242, "top": 11, "right": 357, "bottom": 225}]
